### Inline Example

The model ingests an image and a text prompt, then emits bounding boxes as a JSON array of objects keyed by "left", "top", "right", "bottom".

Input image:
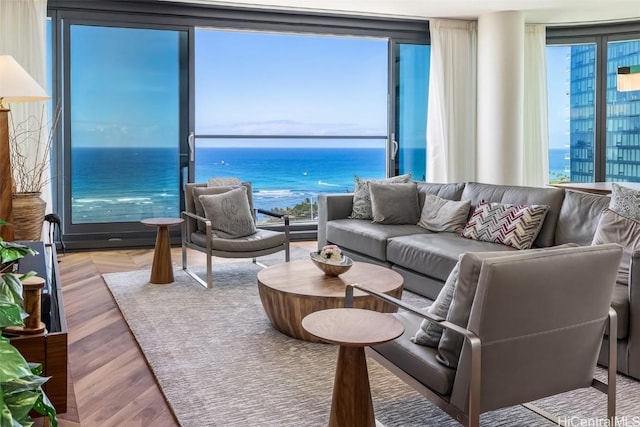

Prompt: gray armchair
[
  {"left": 346, "top": 244, "right": 623, "bottom": 427},
  {"left": 182, "top": 182, "right": 290, "bottom": 288}
]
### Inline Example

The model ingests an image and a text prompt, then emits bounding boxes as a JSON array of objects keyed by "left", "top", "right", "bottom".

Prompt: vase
[{"left": 12, "top": 192, "right": 46, "bottom": 241}]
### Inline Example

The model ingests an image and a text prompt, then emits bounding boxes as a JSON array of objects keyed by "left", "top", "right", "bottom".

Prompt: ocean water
[
  {"left": 71, "top": 146, "right": 385, "bottom": 223},
  {"left": 195, "top": 147, "right": 385, "bottom": 211},
  {"left": 70, "top": 146, "right": 570, "bottom": 224},
  {"left": 549, "top": 148, "right": 570, "bottom": 182}
]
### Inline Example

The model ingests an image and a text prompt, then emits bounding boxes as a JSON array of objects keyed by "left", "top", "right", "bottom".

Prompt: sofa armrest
[
  {"left": 317, "top": 193, "right": 354, "bottom": 248},
  {"left": 627, "top": 250, "right": 640, "bottom": 376}
]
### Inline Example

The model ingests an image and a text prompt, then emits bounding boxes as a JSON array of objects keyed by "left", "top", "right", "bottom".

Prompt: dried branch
[{"left": 9, "top": 104, "right": 61, "bottom": 194}]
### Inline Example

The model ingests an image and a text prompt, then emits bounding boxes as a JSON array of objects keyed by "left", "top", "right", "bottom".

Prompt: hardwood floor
[{"left": 54, "top": 243, "right": 316, "bottom": 427}]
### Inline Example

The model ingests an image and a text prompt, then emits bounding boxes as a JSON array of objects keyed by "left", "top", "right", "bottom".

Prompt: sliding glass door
[
  {"left": 393, "top": 42, "right": 430, "bottom": 180},
  {"left": 66, "top": 24, "right": 187, "bottom": 228},
  {"left": 193, "top": 29, "right": 388, "bottom": 223}
]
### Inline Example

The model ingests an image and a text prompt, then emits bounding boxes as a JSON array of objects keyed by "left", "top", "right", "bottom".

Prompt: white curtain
[
  {"left": 0, "top": 0, "right": 51, "bottom": 219},
  {"left": 523, "top": 24, "right": 549, "bottom": 186},
  {"left": 426, "top": 19, "right": 477, "bottom": 183}
]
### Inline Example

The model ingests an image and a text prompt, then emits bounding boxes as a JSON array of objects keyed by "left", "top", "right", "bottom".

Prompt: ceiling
[{"left": 166, "top": 0, "right": 640, "bottom": 25}]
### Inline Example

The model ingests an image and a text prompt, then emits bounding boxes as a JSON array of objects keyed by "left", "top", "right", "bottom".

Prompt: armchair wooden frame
[{"left": 345, "top": 284, "right": 617, "bottom": 427}]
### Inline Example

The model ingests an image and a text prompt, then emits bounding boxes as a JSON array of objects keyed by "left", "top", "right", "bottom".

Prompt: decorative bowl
[{"left": 310, "top": 252, "right": 353, "bottom": 276}]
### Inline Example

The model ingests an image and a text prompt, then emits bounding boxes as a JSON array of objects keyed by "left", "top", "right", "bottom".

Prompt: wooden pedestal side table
[
  {"left": 302, "top": 308, "right": 404, "bottom": 427},
  {"left": 141, "top": 217, "right": 184, "bottom": 284}
]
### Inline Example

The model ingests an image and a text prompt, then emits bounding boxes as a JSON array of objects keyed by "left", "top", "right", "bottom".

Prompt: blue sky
[
  {"left": 68, "top": 24, "right": 568, "bottom": 150},
  {"left": 70, "top": 25, "right": 180, "bottom": 148},
  {"left": 546, "top": 45, "right": 571, "bottom": 150},
  {"left": 194, "top": 29, "right": 388, "bottom": 147},
  {"left": 69, "top": 25, "right": 388, "bottom": 148}
]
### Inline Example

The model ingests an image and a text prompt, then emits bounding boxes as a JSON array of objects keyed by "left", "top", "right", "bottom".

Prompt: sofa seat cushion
[
  {"left": 606, "top": 284, "right": 629, "bottom": 339},
  {"left": 190, "top": 229, "right": 285, "bottom": 252},
  {"left": 326, "top": 219, "right": 428, "bottom": 261},
  {"left": 372, "top": 311, "right": 456, "bottom": 396},
  {"left": 387, "top": 233, "right": 516, "bottom": 282}
]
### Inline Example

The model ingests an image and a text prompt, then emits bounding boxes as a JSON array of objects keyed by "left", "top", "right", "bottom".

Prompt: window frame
[
  {"left": 547, "top": 22, "right": 640, "bottom": 182},
  {"left": 47, "top": 1, "right": 430, "bottom": 249}
]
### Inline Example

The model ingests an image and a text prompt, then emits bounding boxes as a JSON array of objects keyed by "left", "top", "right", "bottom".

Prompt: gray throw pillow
[
  {"left": 192, "top": 186, "right": 239, "bottom": 232},
  {"left": 436, "top": 243, "right": 578, "bottom": 368},
  {"left": 199, "top": 187, "right": 257, "bottom": 238},
  {"left": 412, "top": 260, "right": 461, "bottom": 347},
  {"left": 592, "top": 207, "right": 640, "bottom": 285},
  {"left": 610, "top": 183, "right": 640, "bottom": 221},
  {"left": 208, "top": 177, "right": 242, "bottom": 187},
  {"left": 418, "top": 194, "right": 471, "bottom": 232},
  {"left": 369, "top": 182, "right": 420, "bottom": 225},
  {"left": 350, "top": 173, "right": 412, "bottom": 219}
]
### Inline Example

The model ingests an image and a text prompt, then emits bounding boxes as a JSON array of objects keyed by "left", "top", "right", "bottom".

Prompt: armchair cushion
[
  {"left": 376, "top": 311, "right": 457, "bottom": 395},
  {"left": 592, "top": 207, "right": 640, "bottom": 285},
  {"left": 199, "top": 187, "right": 257, "bottom": 238},
  {"left": 349, "top": 173, "right": 411, "bottom": 219},
  {"left": 208, "top": 177, "right": 241, "bottom": 186},
  {"left": 192, "top": 185, "right": 239, "bottom": 232},
  {"left": 369, "top": 182, "right": 420, "bottom": 225},
  {"left": 461, "top": 201, "right": 549, "bottom": 250},
  {"left": 190, "top": 228, "right": 285, "bottom": 252}
]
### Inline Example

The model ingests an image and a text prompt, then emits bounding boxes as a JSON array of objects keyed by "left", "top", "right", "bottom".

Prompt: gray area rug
[{"left": 103, "top": 259, "right": 640, "bottom": 426}]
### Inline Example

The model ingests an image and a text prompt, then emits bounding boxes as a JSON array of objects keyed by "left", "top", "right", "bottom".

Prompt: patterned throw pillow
[
  {"left": 461, "top": 201, "right": 549, "bottom": 250},
  {"left": 350, "top": 174, "right": 412, "bottom": 219},
  {"left": 610, "top": 183, "right": 640, "bottom": 221}
]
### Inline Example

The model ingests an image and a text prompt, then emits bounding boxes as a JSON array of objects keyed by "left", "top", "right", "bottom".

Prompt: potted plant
[
  {"left": 9, "top": 105, "right": 60, "bottom": 241},
  {"left": 0, "top": 219, "right": 58, "bottom": 426}
]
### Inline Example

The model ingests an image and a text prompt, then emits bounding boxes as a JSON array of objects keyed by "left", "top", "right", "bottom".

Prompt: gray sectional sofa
[{"left": 317, "top": 181, "right": 640, "bottom": 380}]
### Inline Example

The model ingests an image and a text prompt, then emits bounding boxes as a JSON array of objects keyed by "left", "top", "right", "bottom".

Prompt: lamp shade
[
  {"left": 0, "top": 55, "right": 49, "bottom": 107},
  {"left": 617, "top": 65, "right": 640, "bottom": 92}
]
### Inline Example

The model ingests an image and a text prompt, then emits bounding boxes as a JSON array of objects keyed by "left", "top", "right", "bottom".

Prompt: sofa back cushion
[
  {"left": 554, "top": 190, "right": 610, "bottom": 246},
  {"left": 416, "top": 182, "right": 465, "bottom": 209},
  {"left": 460, "top": 182, "right": 564, "bottom": 247}
]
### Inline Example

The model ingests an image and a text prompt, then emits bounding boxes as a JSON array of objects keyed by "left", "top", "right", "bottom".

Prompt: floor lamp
[{"left": 0, "top": 55, "right": 49, "bottom": 241}]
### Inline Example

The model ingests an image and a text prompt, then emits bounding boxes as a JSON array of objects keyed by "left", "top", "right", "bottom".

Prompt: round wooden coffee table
[
  {"left": 302, "top": 308, "right": 404, "bottom": 427},
  {"left": 257, "top": 259, "right": 403, "bottom": 342}
]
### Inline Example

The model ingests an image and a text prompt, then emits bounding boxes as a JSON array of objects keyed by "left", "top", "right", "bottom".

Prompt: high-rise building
[{"left": 570, "top": 41, "right": 640, "bottom": 182}]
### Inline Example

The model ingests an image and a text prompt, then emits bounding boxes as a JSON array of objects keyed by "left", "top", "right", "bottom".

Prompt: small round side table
[
  {"left": 141, "top": 217, "right": 184, "bottom": 284},
  {"left": 302, "top": 308, "right": 404, "bottom": 427}
]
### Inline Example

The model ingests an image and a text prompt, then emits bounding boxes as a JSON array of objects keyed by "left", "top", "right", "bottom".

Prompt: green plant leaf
[
  {"left": 0, "top": 341, "right": 32, "bottom": 383},
  {"left": 26, "top": 365, "right": 41, "bottom": 377},
  {"left": 0, "top": 301, "right": 26, "bottom": 330},
  {"left": 31, "top": 392, "right": 57, "bottom": 427},
  {"left": 2, "top": 375, "right": 49, "bottom": 396},
  {"left": 0, "top": 241, "right": 37, "bottom": 264},
  {"left": 4, "top": 390, "right": 39, "bottom": 424},
  {"left": 0, "top": 274, "right": 24, "bottom": 307}
]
